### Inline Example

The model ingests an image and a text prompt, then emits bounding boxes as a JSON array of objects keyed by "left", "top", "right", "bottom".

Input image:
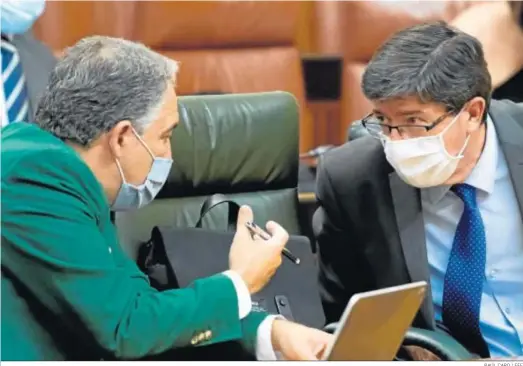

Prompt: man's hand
[
  {"left": 229, "top": 205, "right": 289, "bottom": 294},
  {"left": 271, "top": 320, "right": 334, "bottom": 361}
]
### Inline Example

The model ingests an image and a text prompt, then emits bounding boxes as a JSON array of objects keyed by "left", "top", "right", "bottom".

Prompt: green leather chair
[
  {"left": 116, "top": 91, "right": 302, "bottom": 260},
  {"left": 347, "top": 119, "right": 370, "bottom": 141}
]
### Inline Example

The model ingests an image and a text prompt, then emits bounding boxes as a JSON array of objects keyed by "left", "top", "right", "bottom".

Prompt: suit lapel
[
  {"left": 489, "top": 102, "right": 523, "bottom": 217},
  {"left": 389, "top": 172, "right": 435, "bottom": 327}
]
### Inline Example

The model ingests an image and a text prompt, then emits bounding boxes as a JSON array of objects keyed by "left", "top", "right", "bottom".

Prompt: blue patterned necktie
[
  {"left": 442, "top": 183, "right": 490, "bottom": 357},
  {"left": 1, "top": 39, "right": 29, "bottom": 125}
]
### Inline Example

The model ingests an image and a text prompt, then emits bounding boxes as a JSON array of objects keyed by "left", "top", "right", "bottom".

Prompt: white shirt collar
[{"left": 423, "top": 114, "right": 498, "bottom": 204}]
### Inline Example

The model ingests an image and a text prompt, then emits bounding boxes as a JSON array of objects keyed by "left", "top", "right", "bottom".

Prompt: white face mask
[{"left": 383, "top": 110, "right": 469, "bottom": 188}]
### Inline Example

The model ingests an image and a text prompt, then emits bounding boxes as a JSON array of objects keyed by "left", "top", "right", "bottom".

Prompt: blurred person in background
[
  {"left": 1, "top": 0, "right": 56, "bottom": 127},
  {"left": 1, "top": 36, "right": 333, "bottom": 361},
  {"left": 451, "top": 0, "right": 523, "bottom": 102},
  {"left": 316, "top": 22, "right": 522, "bottom": 359}
]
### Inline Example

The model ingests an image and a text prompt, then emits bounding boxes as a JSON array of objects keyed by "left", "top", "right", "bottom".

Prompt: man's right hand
[{"left": 229, "top": 205, "right": 289, "bottom": 294}]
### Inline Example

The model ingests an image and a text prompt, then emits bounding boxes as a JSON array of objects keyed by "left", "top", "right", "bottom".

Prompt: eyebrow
[
  {"left": 161, "top": 122, "right": 178, "bottom": 136},
  {"left": 373, "top": 109, "right": 423, "bottom": 116}
]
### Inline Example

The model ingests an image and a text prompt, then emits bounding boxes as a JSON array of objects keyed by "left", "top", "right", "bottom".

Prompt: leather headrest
[{"left": 157, "top": 92, "right": 299, "bottom": 199}]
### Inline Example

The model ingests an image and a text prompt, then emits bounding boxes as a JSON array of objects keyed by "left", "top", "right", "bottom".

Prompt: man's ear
[
  {"left": 465, "top": 97, "right": 486, "bottom": 133},
  {"left": 107, "top": 120, "right": 134, "bottom": 159}
]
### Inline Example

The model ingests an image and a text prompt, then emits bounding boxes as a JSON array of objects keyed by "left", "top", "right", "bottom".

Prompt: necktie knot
[{"left": 451, "top": 184, "right": 477, "bottom": 209}]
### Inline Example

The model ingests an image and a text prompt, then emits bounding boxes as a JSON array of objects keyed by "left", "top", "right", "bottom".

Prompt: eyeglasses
[{"left": 361, "top": 111, "right": 454, "bottom": 139}]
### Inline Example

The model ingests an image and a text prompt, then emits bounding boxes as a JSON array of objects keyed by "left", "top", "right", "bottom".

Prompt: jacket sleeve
[
  {"left": 314, "top": 159, "right": 376, "bottom": 324},
  {"left": 240, "top": 310, "right": 270, "bottom": 356},
  {"left": 1, "top": 157, "right": 247, "bottom": 359}
]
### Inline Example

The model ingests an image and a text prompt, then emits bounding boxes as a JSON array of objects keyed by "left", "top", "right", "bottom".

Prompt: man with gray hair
[
  {"left": 315, "top": 22, "right": 523, "bottom": 359},
  {"left": 1, "top": 36, "right": 332, "bottom": 361}
]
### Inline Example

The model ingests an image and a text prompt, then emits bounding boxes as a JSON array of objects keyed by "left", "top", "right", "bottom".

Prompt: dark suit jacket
[
  {"left": 314, "top": 99, "right": 523, "bottom": 330},
  {"left": 10, "top": 31, "right": 56, "bottom": 119}
]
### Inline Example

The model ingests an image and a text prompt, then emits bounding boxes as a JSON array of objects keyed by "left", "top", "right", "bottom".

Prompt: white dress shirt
[
  {"left": 422, "top": 116, "right": 523, "bottom": 357},
  {"left": 223, "top": 270, "right": 279, "bottom": 360}
]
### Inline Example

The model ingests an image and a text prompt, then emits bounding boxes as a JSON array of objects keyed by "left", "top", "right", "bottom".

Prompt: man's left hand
[{"left": 271, "top": 319, "right": 334, "bottom": 360}]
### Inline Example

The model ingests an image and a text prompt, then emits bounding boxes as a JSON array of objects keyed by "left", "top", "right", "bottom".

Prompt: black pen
[{"left": 245, "top": 221, "right": 301, "bottom": 265}]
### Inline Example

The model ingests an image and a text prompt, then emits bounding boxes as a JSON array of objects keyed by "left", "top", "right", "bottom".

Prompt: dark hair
[{"left": 362, "top": 21, "right": 491, "bottom": 120}]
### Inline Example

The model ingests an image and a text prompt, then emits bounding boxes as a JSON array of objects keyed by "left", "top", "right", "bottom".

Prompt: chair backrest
[
  {"left": 347, "top": 120, "right": 370, "bottom": 141},
  {"left": 115, "top": 92, "right": 301, "bottom": 259}
]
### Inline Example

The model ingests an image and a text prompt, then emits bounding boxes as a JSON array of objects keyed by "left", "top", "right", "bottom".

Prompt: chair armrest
[
  {"left": 323, "top": 323, "right": 472, "bottom": 361},
  {"left": 403, "top": 327, "right": 472, "bottom": 361}
]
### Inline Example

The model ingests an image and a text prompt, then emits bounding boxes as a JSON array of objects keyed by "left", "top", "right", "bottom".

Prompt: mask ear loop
[
  {"left": 114, "top": 127, "right": 157, "bottom": 186},
  {"left": 114, "top": 158, "right": 128, "bottom": 184},
  {"left": 114, "top": 129, "right": 141, "bottom": 186},
  {"left": 439, "top": 108, "right": 470, "bottom": 159},
  {"left": 115, "top": 128, "right": 155, "bottom": 183},
  {"left": 455, "top": 135, "right": 471, "bottom": 158},
  {"left": 132, "top": 128, "right": 156, "bottom": 160}
]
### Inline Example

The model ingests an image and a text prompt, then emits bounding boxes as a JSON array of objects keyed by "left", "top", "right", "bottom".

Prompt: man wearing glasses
[{"left": 314, "top": 21, "right": 523, "bottom": 359}]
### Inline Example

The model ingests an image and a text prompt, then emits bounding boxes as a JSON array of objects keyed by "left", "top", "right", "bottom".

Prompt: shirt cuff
[
  {"left": 223, "top": 270, "right": 252, "bottom": 319},
  {"left": 256, "top": 315, "right": 287, "bottom": 360}
]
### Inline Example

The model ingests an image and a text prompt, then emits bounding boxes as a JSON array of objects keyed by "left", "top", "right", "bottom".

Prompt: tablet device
[{"left": 322, "top": 281, "right": 428, "bottom": 361}]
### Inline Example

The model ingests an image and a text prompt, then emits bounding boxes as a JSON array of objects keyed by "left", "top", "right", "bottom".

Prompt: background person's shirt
[{"left": 1, "top": 34, "right": 13, "bottom": 125}]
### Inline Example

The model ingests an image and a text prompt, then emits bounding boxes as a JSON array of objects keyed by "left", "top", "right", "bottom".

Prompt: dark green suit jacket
[{"left": 1, "top": 123, "right": 267, "bottom": 360}]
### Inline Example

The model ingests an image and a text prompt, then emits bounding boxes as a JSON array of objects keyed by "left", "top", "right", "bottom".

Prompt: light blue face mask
[
  {"left": 111, "top": 129, "right": 173, "bottom": 212},
  {"left": 1, "top": 0, "right": 46, "bottom": 35}
]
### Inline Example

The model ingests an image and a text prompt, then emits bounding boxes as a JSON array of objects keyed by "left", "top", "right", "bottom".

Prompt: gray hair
[
  {"left": 35, "top": 36, "right": 179, "bottom": 146},
  {"left": 362, "top": 22, "right": 491, "bottom": 120}
]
